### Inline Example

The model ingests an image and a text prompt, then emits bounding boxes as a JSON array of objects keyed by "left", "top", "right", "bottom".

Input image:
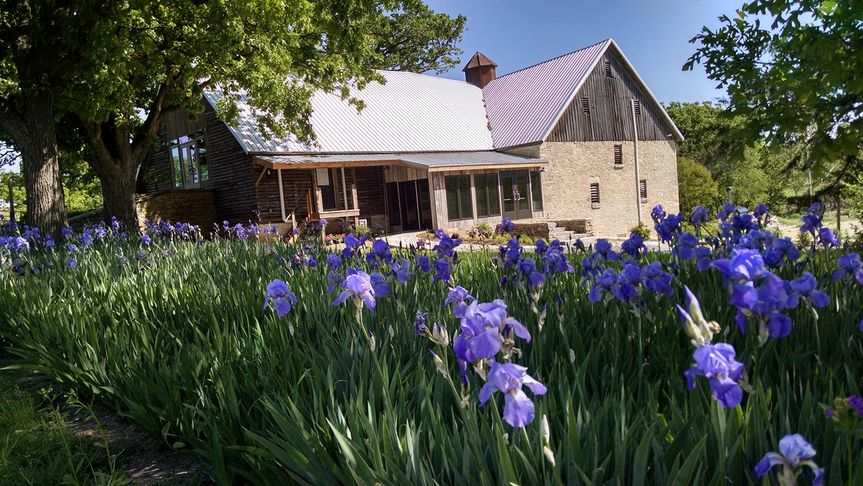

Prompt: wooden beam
[
  {"left": 426, "top": 163, "right": 546, "bottom": 173},
  {"left": 277, "top": 169, "right": 287, "bottom": 222},
  {"left": 255, "top": 167, "right": 269, "bottom": 187},
  {"left": 341, "top": 167, "right": 349, "bottom": 209},
  {"left": 351, "top": 168, "right": 359, "bottom": 212},
  {"left": 312, "top": 169, "right": 324, "bottom": 215}
]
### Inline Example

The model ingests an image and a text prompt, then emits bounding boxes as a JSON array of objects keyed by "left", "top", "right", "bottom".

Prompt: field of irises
[{"left": 0, "top": 202, "right": 862, "bottom": 484}]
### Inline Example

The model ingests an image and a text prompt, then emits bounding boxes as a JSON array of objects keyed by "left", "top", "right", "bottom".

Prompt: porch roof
[{"left": 254, "top": 151, "right": 547, "bottom": 172}]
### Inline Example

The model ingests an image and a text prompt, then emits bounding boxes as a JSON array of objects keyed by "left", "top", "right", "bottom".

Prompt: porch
[{"left": 250, "top": 151, "right": 548, "bottom": 234}]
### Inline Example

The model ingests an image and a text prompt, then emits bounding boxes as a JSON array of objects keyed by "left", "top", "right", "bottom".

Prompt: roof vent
[{"left": 463, "top": 51, "right": 498, "bottom": 89}]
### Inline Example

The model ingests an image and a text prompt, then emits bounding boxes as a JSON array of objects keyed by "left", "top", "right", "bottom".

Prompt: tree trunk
[
  {"left": 97, "top": 162, "right": 139, "bottom": 230},
  {"left": 16, "top": 92, "right": 67, "bottom": 235}
]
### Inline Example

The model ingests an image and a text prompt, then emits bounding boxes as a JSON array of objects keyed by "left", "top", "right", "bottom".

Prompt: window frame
[
  {"left": 474, "top": 172, "right": 501, "bottom": 218},
  {"left": 590, "top": 182, "right": 601, "bottom": 207},
  {"left": 613, "top": 144, "right": 623, "bottom": 167},
  {"left": 445, "top": 174, "right": 474, "bottom": 221},
  {"left": 639, "top": 179, "right": 648, "bottom": 199},
  {"left": 168, "top": 130, "right": 209, "bottom": 189},
  {"left": 530, "top": 171, "right": 543, "bottom": 212},
  {"left": 581, "top": 96, "right": 590, "bottom": 115}
]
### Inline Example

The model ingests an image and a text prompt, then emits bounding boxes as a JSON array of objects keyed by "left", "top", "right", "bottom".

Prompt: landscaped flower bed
[{"left": 0, "top": 204, "right": 861, "bottom": 484}]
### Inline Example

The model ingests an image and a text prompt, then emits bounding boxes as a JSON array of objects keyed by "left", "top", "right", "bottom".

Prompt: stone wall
[
  {"left": 136, "top": 189, "right": 216, "bottom": 231},
  {"left": 535, "top": 140, "right": 679, "bottom": 238}
]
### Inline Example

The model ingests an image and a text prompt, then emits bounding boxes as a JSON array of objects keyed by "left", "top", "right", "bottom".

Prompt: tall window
[
  {"left": 530, "top": 171, "right": 543, "bottom": 211},
  {"left": 581, "top": 96, "right": 590, "bottom": 115},
  {"left": 633, "top": 99, "right": 642, "bottom": 117},
  {"left": 590, "top": 183, "right": 601, "bottom": 204},
  {"left": 474, "top": 173, "right": 500, "bottom": 218},
  {"left": 445, "top": 175, "right": 473, "bottom": 221},
  {"left": 170, "top": 131, "right": 209, "bottom": 189},
  {"left": 604, "top": 60, "right": 612, "bottom": 78},
  {"left": 640, "top": 179, "right": 648, "bottom": 199},
  {"left": 614, "top": 144, "right": 623, "bottom": 166}
]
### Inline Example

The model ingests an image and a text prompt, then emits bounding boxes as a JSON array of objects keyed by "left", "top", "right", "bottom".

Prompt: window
[
  {"left": 633, "top": 99, "right": 642, "bottom": 117},
  {"left": 581, "top": 96, "right": 590, "bottom": 115},
  {"left": 530, "top": 171, "right": 543, "bottom": 211},
  {"left": 445, "top": 175, "right": 473, "bottom": 221},
  {"left": 614, "top": 144, "right": 623, "bottom": 166},
  {"left": 604, "top": 60, "right": 612, "bottom": 78},
  {"left": 640, "top": 179, "right": 648, "bottom": 199},
  {"left": 474, "top": 173, "right": 500, "bottom": 217},
  {"left": 590, "top": 183, "right": 601, "bottom": 204},
  {"left": 316, "top": 168, "right": 336, "bottom": 210},
  {"left": 169, "top": 131, "right": 209, "bottom": 189}
]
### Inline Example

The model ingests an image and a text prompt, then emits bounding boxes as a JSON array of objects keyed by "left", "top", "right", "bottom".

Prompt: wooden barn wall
[
  {"left": 548, "top": 51, "right": 674, "bottom": 142},
  {"left": 203, "top": 105, "right": 258, "bottom": 223},
  {"left": 383, "top": 165, "right": 428, "bottom": 184},
  {"left": 140, "top": 103, "right": 258, "bottom": 224},
  {"left": 255, "top": 168, "right": 314, "bottom": 224}
]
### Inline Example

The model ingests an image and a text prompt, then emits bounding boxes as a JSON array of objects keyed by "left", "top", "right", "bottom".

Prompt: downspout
[
  {"left": 630, "top": 99, "right": 643, "bottom": 225},
  {"left": 277, "top": 168, "right": 287, "bottom": 223}
]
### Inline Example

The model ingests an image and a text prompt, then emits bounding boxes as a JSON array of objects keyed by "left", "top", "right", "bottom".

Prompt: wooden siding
[
  {"left": 548, "top": 51, "right": 675, "bottom": 142},
  {"left": 383, "top": 165, "right": 428, "bottom": 184},
  {"left": 203, "top": 106, "right": 258, "bottom": 223},
  {"left": 256, "top": 168, "right": 313, "bottom": 223},
  {"left": 141, "top": 103, "right": 258, "bottom": 224}
]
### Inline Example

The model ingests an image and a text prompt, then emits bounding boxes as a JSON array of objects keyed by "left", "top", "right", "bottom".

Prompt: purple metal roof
[{"left": 482, "top": 39, "right": 610, "bottom": 148}]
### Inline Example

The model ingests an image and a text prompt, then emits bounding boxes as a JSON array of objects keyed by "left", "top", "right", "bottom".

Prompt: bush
[{"left": 677, "top": 157, "right": 719, "bottom": 215}]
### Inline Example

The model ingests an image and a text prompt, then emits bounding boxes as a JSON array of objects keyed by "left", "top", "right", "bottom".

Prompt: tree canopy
[{"left": 686, "top": 0, "right": 863, "bottom": 190}]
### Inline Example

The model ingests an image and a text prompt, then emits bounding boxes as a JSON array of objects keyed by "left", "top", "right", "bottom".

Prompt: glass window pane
[
  {"left": 459, "top": 176, "right": 472, "bottom": 219},
  {"left": 476, "top": 175, "right": 489, "bottom": 217},
  {"left": 171, "top": 147, "right": 183, "bottom": 188},
  {"left": 531, "top": 171, "right": 543, "bottom": 211},
  {"left": 488, "top": 174, "right": 500, "bottom": 215},
  {"left": 198, "top": 138, "right": 209, "bottom": 182},
  {"left": 446, "top": 176, "right": 460, "bottom": 220}
]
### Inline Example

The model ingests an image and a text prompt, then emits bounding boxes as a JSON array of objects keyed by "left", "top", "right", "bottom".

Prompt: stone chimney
[{"left": 462, "top": 51, "right": 497, "bottom": 89}]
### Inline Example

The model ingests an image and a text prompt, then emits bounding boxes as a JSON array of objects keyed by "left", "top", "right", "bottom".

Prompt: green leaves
[{"left": 0, "top": 240, "right": 861, "bottom": 483}]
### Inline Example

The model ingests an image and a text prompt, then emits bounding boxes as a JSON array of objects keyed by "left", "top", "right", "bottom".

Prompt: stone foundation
[{"left": 136, "top": 189, "right": 216, "bottom": 231}]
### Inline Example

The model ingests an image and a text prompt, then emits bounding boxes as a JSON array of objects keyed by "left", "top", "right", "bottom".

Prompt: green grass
[
  {"left": 0, "top": 237, "right": 861, "bottom": 484},
  {"left": 0, "top": 369, "right": 128, "bottom": 484}
]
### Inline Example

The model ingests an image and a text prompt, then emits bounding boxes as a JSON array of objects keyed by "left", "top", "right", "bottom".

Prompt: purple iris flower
[
  {"left": 675, "top": 232, "right": 698, "bottom": 261},
  {"left": 140, "top": 234, "right": 152, "bottom": 246},
  {"left": 755, "top": 434, "right": 824, "bottom": 486},
  {"left": 7, "top": 236, "right": 29, "bottom": 253},
  {"left": 264, "top": 279, "right": 298, "bottom": 317},
  {"left": 453, "top": 300, "right": 531, "bottom": 363},
  {"left": 61, "top": 226, "right": 74, "bottom": 238},
  {"left": 787, "top": 272, "right": 830, "bottom": 309},
  {"left": 620, "top": 233, "right": 647, "bottom": 257},
  {"left": 479, "top": 360, "right": 548, "bottom": 428},
  {"left": 433, "top": 258, "right": 453, "bottom": 283},
  {"left": 753, "top": 203, "right": 769, "bottom": 219},
  {"left": 433, "top": 233, "right": 462, "bottom": 258},
  {"left": 318, "top": 219, "right": 328, "bottom": 229},
  {"left": 540, "top": 240, "right": 574, "bottom": 275},
  {"left": 717, "top": 202, "right": 736, "bottom": 221},
  {"left": 414, "top": 311, "right": 429, "bottom": 335},
  {"left": 390, "top": 258, "right": 412, "bottom": 283},
  {"left": 690, "top": 205, "right": 710, "bottom": 226},
  {"left": 642, "top": 261, "right": 674, "bottom": 297},
  {"left": 801, "top": 212, "right": 822, "bottom": 235},
  {"left": 65, "top": 256, "right": 78, "bottom": 269},
  {"left": 367, "top": 239, "right": 393, "bottom": 265},
  {"left": 499, "top": 218, "right": 515, "bottom": 234},
  {"left": 592, "top": 239, "right": 619, "bottom": 262},
  {"left": 684, "top": 343, "right": 745, "bottom": 407},
  {"left": 731, "top": 273, "right": 793, "bottom": 338},
  {"left": 848, "top": 395, "right": 863, "bottom": 417},
  {"left": 817, "top": 227, "right": 838, "bottom": 247},
  {"left": 695, "top": 246, "right": 713, "bottom": 271},
  {"left": 711, "top": 249, "right": 766, "bottom": 283},
  {"left": 832, "top": 253, "right": 863, "bottom": 284},
  {"left": 331, "top": 269, "right": 389, "bottom": 310},
  {"left": 445, "top": 286, "right": 475, "bottom": 318},
  {"left": 326, "top": 253, "right": 342, "bottom": 269},
  {"left": 416, "top": 255, "right": 431, "bottom": 272},
  {"left": 763, "top": 237, "right": 800, "bottom": 267},
  {"left": 588, "top": 268, "right": 619, "bottom": 303}
]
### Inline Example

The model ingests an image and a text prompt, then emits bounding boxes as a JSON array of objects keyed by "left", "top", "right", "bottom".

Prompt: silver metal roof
[
  {"left": 205, "top": 70, "right": 495, "bottom": 154},
  {"left": 257, "top": 151, "right": 546, "bottom": 171}
]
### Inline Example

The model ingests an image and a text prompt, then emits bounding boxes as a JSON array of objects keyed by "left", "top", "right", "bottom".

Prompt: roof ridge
[
  {"left": 375, "top": 69, "right": 476, "bottom": 88},
  {"left": 491, "top": 38, "right": 611, "bottom": 82}
]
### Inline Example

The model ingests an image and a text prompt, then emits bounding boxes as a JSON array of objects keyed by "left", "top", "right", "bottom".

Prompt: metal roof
[
  {"left": 482, "top": 39, "right": 610, "bottom": 149},
  {"left": 257, "top": 151, "right": 546, "bottom": 171},
  {"left": 204, "top": 70, "right": 495, "bottom": 154},
  {"left": 482, "top": 38, "right": 683, "bottom": 148}
]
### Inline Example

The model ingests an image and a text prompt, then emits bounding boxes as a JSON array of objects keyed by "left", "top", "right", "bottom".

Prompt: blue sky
[{"left": 426, "top": 0, "right": 739, "bottom": 103}]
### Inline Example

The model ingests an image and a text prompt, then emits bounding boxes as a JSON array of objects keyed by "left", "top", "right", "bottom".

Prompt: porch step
[{"left": 546, "top": 222, "right": 578, "bottom": 243}]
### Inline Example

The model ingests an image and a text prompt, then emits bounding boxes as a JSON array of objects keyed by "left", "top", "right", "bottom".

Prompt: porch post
[
  {"left": 341, "top": 167, "right": 349, "bottom": 209},
  {"left": 351, "top": 168, "right": 359, "bottom": 227},
  {"left": 277, "top": 168, "right": 287, "bottom": 223},
  {"left": 312, "top": 169, "right": 324, "bottom": 216}
]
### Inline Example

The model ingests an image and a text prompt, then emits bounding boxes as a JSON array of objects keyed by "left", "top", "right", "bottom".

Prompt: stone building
[{"left": 140, "top": 38, "right": 682, "bottom": 238}]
